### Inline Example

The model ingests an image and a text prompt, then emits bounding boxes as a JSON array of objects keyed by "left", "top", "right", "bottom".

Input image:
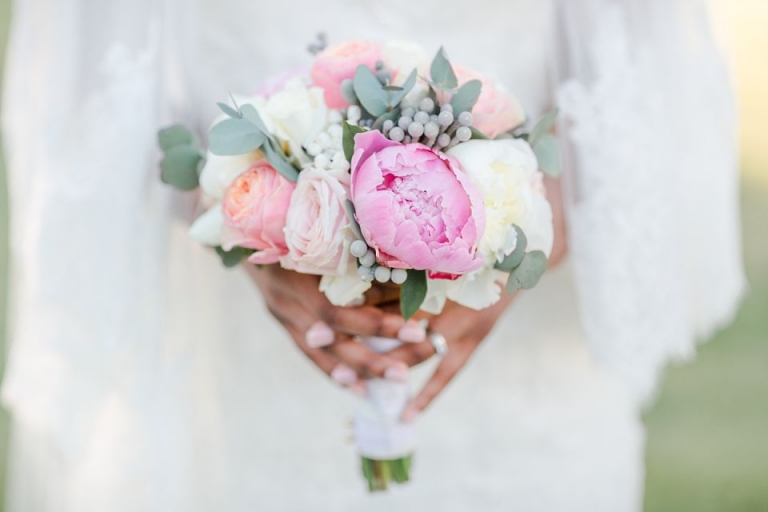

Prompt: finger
[
  {"left": 283, "top": 324, "right": 342, "bottom": 378},
  {"left": 385, "top": 339, "right": 436, "bottom": 367},
  {"left": 326, "top": 337, "right": 409, "bottom": 382},
  {"left": 401, "top": 341, "right": 475, "bottom": 422},
  {"left": 319, "top": 305, "right": 406, "bottom": 339}
]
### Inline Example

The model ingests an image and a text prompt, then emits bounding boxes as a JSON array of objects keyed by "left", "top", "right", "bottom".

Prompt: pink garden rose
[
  {"left": 221, "top": 160, "right": 296, "bottom": 264},
  {"left": 311, "top": 40, "right": 382, "bottom": 109},
  {"left": 350, "top": 130, "right": 486, "bottom": 274},
  {"left": 455, "top": 67, "right": 525, "bottom": 138},
  {"left": 283, "top": 168, "right": 352, "bottom": 275}
]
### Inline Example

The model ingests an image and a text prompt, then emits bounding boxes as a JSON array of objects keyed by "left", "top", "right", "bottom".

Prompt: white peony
[
  {"left": 382, "top": 40, "right": 430, "bottom": 82},
  {"left": 448, "top": 139, "right": 554, "bottom": 262}
]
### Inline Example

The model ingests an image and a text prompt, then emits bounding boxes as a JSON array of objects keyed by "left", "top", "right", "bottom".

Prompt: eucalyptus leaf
[
  {"left": 215, "top": 246, "right": 254, "bottom": 268},
  {"left": 342, "top": 122, "right": 366, "bottom": 162},
  {"left": 528, "top": 108, "right": 559, "bottom": 147},
  {"left": 217, "top": 102, "right": 242, "bottom": 119},
  {"left": 430, "top": 47, "right": 458, "bottom": 89},
  {"left": 263, "top": 140, "right": 300, "bottom": 182},
  {"left": 158, "top": 124, "right": 195, "bottom": 151},
  {"left": 469, "top": 127, "right": 489, "bottom": 140},
  {"left": 387, "top": 69, "right": 417, "bottom": 107},
  {"left": 506, "top": 251, "right": 548, "bottom": 294},
  {"left": 353, "top": 65, "right": 389, "bottom": 117},
  {"left": 533, "top": 134, "right": 562, "bottom": 177},
  {"left": 344, "top": 199, "right": 364, "bottom": 240},
  {"left": 450, "top": 79, "right": 482, "bottom": 113},
  {"left": 240, "top": 104, "right": 270, "bottom": 134},
  {"left": 208, "top": 118, "right": 266, "bottom": 156},
  {"left": 160, "top": 145, "right": 201, "bottom": 191},
  {"left": 400, "top": 269, "right": 428, "bottom": 320},
  {"left": 494, "top": 226, "right": 528, "bottom": 271}
]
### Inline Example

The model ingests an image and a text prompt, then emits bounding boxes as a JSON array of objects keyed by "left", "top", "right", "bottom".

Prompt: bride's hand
[
  {"left": 244, "top": 264, "right": 417, "bottom": 392},
  {"left": 391, "top": 175, "right": 568, "bottom": 421}
]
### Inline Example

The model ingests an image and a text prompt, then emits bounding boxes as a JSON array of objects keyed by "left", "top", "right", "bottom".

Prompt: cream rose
[{"left": 282, "top": 167, "right": 353, "bottom": 275}]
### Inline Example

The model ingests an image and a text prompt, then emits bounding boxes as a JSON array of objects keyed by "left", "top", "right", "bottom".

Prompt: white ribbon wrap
[{"left": 353, "top": 337, "right": 416, "bottom": 460}]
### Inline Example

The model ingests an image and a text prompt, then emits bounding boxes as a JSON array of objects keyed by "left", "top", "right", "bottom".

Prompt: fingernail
[
  {"left": 349, "top": 381, "right": 367, "bottom": 397},
  {"left": 306, "top": 321, "right": 335, "bottom": 348},
  {"left": 397, "top": 319, "right": 426, "bottom": 343},
  {"left": 384, "top": 364, "right": 409, "bottom": 383},
  {"left": 331, "top": 364, "right": 357, "bottom": 386},
  {"left": 401, "top": 408, "right": 419, "bottom": 424}
]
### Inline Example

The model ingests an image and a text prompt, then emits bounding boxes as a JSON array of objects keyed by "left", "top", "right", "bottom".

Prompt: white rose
[
  {"left": 256, "top": 78, "right": 328, "bottom": 164},
  {"left": 448, "top": 139, "right": 554, "bottom": 262},
  {"left": 282, "top": 167, "right": 352, "bottom": 275},
  {"left": 188, "top": 204, "right": 225, "bottom": 247}
]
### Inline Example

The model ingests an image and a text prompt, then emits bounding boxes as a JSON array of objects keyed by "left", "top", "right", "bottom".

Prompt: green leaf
[
  {"left": 450, "top": 79, "right": 482, "bottom": 113},
  {"left": 158, "top": 124, "right": 195, "bottom": 152},
  {"left": 505, "top": 251, "right": 548, "bottom": 294},
  {"left": 400, "top": 269, "right": 427, "bottom": 320},
  {"left": 386, "top": 69, "right": 418, "bottom": 107},
  {"left": 430, "top": 47, "right": 458, "bottom": 90},
  {"left": 528, "top": 108, "right": 559, "bottom": 147},
  {"left": 160, "top": 145, "right": 201, "bottom": 190},
  {"left": 344, "top": 199, "right": 364, "bottom": 240},
  {"left": 217, "top": 102, "right": 242, "bottom": 119},
  {"left": 215, "top": 246, "right": 254, "bottom": 268},
  {"left": 469, "top": 127, "right": 489, "bottom": 140},
  {"left": 353, "top": 65, "right": 389, "bottom": 117},
  {"left": 494, "top": 226, "right": 528, "bottom": 271},
  {"left": 342, "top": 122, "right": 366, "bottom": 162},
  {"left": 240, "top": 104, "right": 270, "bottom": 134},
  {"left": 263, "top": 140, "right": 300, "bottom": 182},
  {"left": 533, "top": 134, "right": 562, "bottom": 177},
  {"left": 208, "top": 118, "right": 266, "bottom": 155}
]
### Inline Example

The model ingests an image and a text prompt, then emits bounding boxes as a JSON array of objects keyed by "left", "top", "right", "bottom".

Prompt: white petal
[
  {"left": 189, "top": 206, "right": 224, "bottom": 247},
  {"left": 446, "top": 268, "right": 503, "bottom": 310},
  {"left": 319, "top": 273, "right": 372, "bottom": 307}
]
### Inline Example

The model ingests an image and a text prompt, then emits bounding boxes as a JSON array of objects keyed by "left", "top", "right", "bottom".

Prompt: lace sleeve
[{"left": 554, "top": 0, "right": 746, "bottom": 403}]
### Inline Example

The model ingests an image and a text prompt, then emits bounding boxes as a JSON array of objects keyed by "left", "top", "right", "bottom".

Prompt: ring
[{"left": 427, "top": 332, "right": 448, "bottom": 356}]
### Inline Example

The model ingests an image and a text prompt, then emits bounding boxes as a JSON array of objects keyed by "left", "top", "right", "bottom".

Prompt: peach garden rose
[{"left": 221, "top": 160, "right": 296, "bottom": 264}]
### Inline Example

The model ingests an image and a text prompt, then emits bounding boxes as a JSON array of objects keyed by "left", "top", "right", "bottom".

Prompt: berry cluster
[
  {"left": 382, "top": 99, "right": 473, "bottom": 150},
  {"left": 349, "top": 239, "right": 408, "bottom": 285}
]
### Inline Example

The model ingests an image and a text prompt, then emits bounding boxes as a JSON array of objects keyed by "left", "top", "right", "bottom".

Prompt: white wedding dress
[{"left": 0, "top": 0, "right": 744, "bottom": 511}]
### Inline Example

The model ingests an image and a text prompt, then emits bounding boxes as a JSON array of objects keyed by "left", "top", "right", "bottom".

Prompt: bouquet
[{"left": 158, "top": 39, "right": 560, "bottom": 491}]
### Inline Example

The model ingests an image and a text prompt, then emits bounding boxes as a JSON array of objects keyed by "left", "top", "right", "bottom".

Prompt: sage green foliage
[
  {"left": 158, "top": 124, "right": 203, "bottom": 191},
  {"left": 353, "top": 65, "right": 390, "bottom": 116},
  {"left": 494, "top": 225, "right": 527, "bottom": 271},
  {"left": 342, "top": 122, "right": 366, "bottom": 162},
  {"left": 343, "top": 200, "right": 364, "bottom": 241},
  {"left": 450, "top": 79, "right": 482, "bottom": 113},
  {"left": 215, "top": 246, "right": 254, "bottom": 268},
  {"left": 505, "top": 250, "right": 548, "bottom": 294},
  {"left": 208, "top": 101, "right": 300, "bottom": 182},
  {"left": 527, "top": 108, "right": 562, "bottom": 177},
  {"left": 400, "top": 269, "right": 428, "bottom": 320},
  {"left": 430, "top": 47, "right": 458, "bottom": 90}
]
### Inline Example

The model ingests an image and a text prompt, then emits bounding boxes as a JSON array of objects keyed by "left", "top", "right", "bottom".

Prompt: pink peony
[
  {"left": 350, "top": 130, "right": 485, "bottom": 274},
  {"left": 310, "top": 40, "right": 382, "bottom": 109},
  {"left": 454, "top": 67, "right": 525, "bottom": 138},
  {"left": 282, "top": 168, "right": 351, "bottom": 275},
  {"left": 221, "top": 160, "right": 296, "bottom": 264}
]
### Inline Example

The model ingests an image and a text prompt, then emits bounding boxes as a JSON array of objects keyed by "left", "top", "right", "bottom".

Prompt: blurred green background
[{"left": 0, "top": 1, "right": 765, "bottom": 511}]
